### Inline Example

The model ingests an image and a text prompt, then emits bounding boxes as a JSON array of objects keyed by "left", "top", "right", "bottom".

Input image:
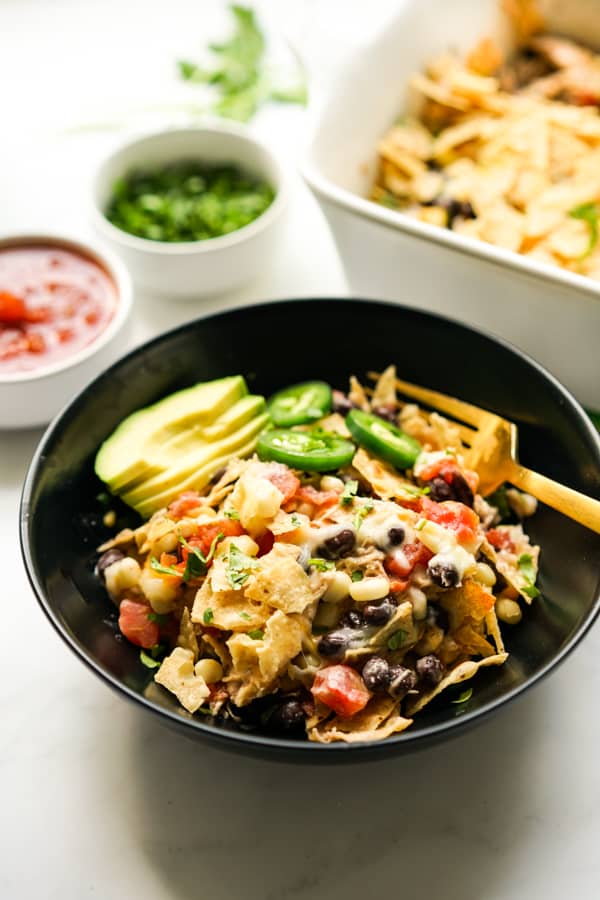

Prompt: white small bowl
[
  {"left": 0, "top": 234, "right": 132, "bottom": 430},
  {"left": 91, "top": 123, "right": 288, "bottom": 299}
]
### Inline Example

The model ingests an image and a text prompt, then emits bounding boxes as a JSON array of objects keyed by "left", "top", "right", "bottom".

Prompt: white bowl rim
[
  {"left": 300, "top": 23, "right": 600, "bottom": 308},
  {"left": 0, "top": 232, "right": 133, "bottom": 384},
  {"left": 91, "top": 121, "right": 288, "bottom": 255}
]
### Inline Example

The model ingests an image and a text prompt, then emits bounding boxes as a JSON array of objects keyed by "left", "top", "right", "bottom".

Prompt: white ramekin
[
  {"left": 91, "top": 123, "right": 288, "bottom": 300},
  {"left": 0, "top": 233, "right": 132, "bottom": 429}
]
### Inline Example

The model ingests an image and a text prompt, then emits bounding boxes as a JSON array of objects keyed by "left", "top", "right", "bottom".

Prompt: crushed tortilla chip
[
  {"left": 406, "top": 652, "right": 508, "bottom": 715},
  {"left": 244, "top": 544, "right": 316, "bottom": 615},
  {"left": 309, "top": 696, "right": 412, "bottom": 743}
]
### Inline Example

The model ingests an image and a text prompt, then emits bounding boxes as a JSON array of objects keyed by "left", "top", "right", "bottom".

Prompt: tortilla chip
[
  {"left": 191, "top": 578, "right": 270, "bottom": 631},
  {"left": 226, "top": 611, "right": 305, "bottom": 705},
  {"left": 351, "top": 447, "right": 421, "bottom": 504},
  {"left": 485, "top": 608, "right": 505, "bottom": 653},
  {"left": 370, "top": 365, "right": 398, "bottom": 409},
  {"left": 348, "top": 375, "right": 370, "bottom": 411},
  {"left": 154, "top": 647, "right": 210, "bottom": 714},
  {"left": 244, "top": 544, "right": 315, "bottom": 615},
  {"left": 405, "top": 652, "right": 508, "bottom": 715},
  {"left": 441, "top": 579, "right": 496, "bottom": 628},
  {"left": 176, "top": 607, "right": 199, "bottom": 660},
  {"left": 309, "top": 696, "right": 412, "bottom": 743}
]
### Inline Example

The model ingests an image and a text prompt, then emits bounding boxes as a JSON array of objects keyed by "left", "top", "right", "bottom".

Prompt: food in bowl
[
  {"left": 371, "top": 8, "right": 600, "bottom": 278},
  {"left": 105, "top": 161, "right": 275, "bottom": 243},
  {"left": 0, "top": 243, "right": 118, "bottom": 375},
  {"left": 93, "top": 366, "right": 540, "bottom": 744}
]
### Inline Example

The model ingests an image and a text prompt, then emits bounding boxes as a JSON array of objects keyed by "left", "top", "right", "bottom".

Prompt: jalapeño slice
[
  {"left": 346, "top": 409, "right": 421, "bottom": 469},
  {"left": 257, "top": 428, "right": 355, "bottom": 471},
  {"left": 267, "top": 381, "right": 332, "bottom": 427}
]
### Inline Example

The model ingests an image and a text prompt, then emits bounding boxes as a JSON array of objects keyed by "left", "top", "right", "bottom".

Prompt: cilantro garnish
[
  {"left": 569, "top": 202, "right": 600, "bottom": 259},
  {"left": 239, "top": 611, "right": 252, "bottom": 621},
  {"left": 308, "top": 558, "right": 335, "bottom": 572},
  {"left": 203, "top": 608, "right": 214, "bottom": 625},
  {"left": 139, "top": 650, "right": 161, "bottom": 669},
  {"left": 354, "top": 500, "right": 374, "bottom": 531},
  {"left": 290, "top": 514, "right": 301, "bottom": 526},
  {"left": 518, "top": 553, "right": 540, "bottom": 598},
  {"left": 452, "top": 687, "right": 473, "bottom": 705},
  {"left": 226, "top": 543, "right": 259, "bottom": 588},
  {"left": 340, "top": 479, "right": 359, "bottom": 506},
  {"left": 387, "top": 630, "right": 407, "bottom": 651},
  {"left": 351, "top": 571, "right": 364, "bottom": 583},
  {"left": 177, "top": 5, "right": 307, "bottom": 123},
  {"left": 150, "top": 557, "right": 181, "bottom": 577},
  {"left": 148, "top": 612, "right": 169, "bottom": 625},
  {"left": 224, "top": 509, "right": 240, "bottom": 520},
  {"left": 248, "top": 629, "right": 264, "bottom": 640}
]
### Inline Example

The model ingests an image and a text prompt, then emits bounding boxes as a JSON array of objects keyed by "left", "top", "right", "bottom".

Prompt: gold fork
[{"left": 391, "top": 375, "right": 600, "bottom": 534}]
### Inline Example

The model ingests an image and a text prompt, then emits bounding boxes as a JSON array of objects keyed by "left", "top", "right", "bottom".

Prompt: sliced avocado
[
  {"left": 95, "top": 376, "right": 246, "bottom": 492},
  {"left": 195, "top": 395, "right": 266, "bottom": 442},
  {"left": 134, "top": 434, "right": 261, "bottom": 519},
  {"left": 122, "top": 412, "right": 269, "bottom": 508}
]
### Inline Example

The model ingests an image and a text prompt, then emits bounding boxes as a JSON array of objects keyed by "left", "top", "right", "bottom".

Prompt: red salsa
[{"left": 0, "top": 245, "right": 118, "bottom": 374}]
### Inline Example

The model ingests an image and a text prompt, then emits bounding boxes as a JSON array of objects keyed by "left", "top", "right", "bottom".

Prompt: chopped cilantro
[
  {"left": 224, "top": 509, "right": 240, "bottom": 520},
  {"left": 452, "top": 687, "right": 473, "bottom": 704},
  {"left": 569, "top": 202, "right": 600, "bottom": 258},
  {"left": 147, "top": 612, "right": 169, "bottom": 625},
  {"left": 290, "top": 514, "right": 301, "bottom": 526},
  {"left": 179, "top": 531, "right": 223, "bottom": 581},
  {"left": 487, "top": 485, "right": 511, "bottom": 522},
  {"left": 239, "top": 611, "right": 252, "bottom": 621},
  {"left": 351, "top": 571, "right": 364, "bottom": 582},
  {"left": 203, "top": 608, "right": 214, "bottom": 625},
  {"left": 150, "top": 557, "right": 181, "bottom": 577},
  {"left": 518, "top": 553, "right": 540, "bottom": 598},
  {"left": 226, "top": 543, "right": 259, "bottom": 588},
  {"left": 140, "top": 650, "right": 161, "bottom": 669},
  {"left": 308, "top": 558, "right": 335, "bottom": 572},
  {"left": 387, "top": 630, "right": 407, "bottom": 651},
  {"left": 248, "top": 629, "right": 264, "bottom": 640},
  {"left": 340, "top": 479, "right": 359, "bottom": 505},
  {"left": 354, "top": 500, "right": 374, "bottom": 531}
]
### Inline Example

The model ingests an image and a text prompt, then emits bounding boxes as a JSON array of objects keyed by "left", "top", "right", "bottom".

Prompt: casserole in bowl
[{"left": 302, "top": 0, "right": 600, "bottom": 407}]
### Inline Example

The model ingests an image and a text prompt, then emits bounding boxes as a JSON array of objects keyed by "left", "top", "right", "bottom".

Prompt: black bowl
[{"left": 20, "top": 298, "right": 600, "bottom": 761}]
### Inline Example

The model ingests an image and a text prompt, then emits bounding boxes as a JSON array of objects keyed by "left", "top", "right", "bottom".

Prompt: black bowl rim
[{"left": 19, "top": 296, "right": 600, "bottom": 757}]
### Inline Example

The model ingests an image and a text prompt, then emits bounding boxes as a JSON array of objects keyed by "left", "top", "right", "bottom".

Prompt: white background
[{"left": 2, "top": 2, "right": 600, "bottom": 898}]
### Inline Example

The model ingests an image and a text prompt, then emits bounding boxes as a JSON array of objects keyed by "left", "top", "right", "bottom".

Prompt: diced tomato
[
  {"left": 389, "top": 578, "right": 409, "bottom": 594},
  {"left": 385, "top": 541, "right": 433, "bottom": 578},
  {"left": 118, "top": 599, "right": 159, "bottom": 649},
  {"left": 0, "top": 291, "right": 27, "bottom": 323},
  {"left": 156, "top": 551, "right": 185, "bottom": 581},
  {"left": 262, "top": 462, "right": 301, "bottom": 503},
  {"left": 292, "top": 484, "right": 339, "bottom": 511},
  {"left": 420, "top": 497, "right": 479, "bottom": 546},
  {"left": 311, "top": 665, "right": 371, "bottom": 718},
  {"left": 255, "top": 530, "right": 274, "bottom": 557},
  {"left": 486, "top": 528, "right": 516, "bottom": 552},
  {"left": 185, "top": 518, "right": 245, "bottom": 558},
  {"left": 168, "top": 491, "right": 203, "bottom": 518}
]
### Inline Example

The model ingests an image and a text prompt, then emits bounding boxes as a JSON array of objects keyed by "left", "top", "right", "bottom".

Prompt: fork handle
[{"left": 507, "top": 462, "right": 600, "bottom": 534}]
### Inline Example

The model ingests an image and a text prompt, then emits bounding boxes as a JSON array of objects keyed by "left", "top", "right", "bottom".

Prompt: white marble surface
[{"left": 2, "top": 2, "right": 600, "bottom": 898}]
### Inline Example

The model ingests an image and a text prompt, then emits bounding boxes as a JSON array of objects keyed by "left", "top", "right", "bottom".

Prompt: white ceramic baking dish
[{"left": 302, "top": 0, "right": 600, "bottom": 407}]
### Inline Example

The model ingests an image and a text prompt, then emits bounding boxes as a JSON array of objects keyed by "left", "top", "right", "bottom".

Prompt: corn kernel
[{"left": 349, "top": 575, "right": 390, "bottom": 603}]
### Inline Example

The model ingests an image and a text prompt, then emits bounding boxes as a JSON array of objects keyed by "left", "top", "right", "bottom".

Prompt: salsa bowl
[{"left": 20, "top": 298, "right": 600, "bottom": 760}]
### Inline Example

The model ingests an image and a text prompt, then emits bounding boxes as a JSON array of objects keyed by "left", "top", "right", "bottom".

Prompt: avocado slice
[
  {"left": 129, "top": 413, "right": 270, "bottom": 517},
  {"left": 164, "top": 394, "right": 266, "bottom": 451},
  {"left": 95, "top": 376, "right": 247, "bottom": 492}
]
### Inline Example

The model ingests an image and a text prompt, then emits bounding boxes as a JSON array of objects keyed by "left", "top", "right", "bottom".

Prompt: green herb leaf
[
  {"left": 147, "top": 612, "right": 169, "bottom": 625},
  {"left": 203, "top": 608, "right": 214, "bottom": 625},
  {"left": 179, "top": 531, "right": 223, "bottom": 582},
  {"left": 487, "top": 485, "right": 511, "bottom": 522},
  {"left": 224, "top": 509, "right": 240, "bottom": 520},
  {"left": 226, "top": 543, "right": 259, "bottom": 588},
  {"left": 290, "top": 514, "right": 301, "bottom": 526},
  {"left": 150, "top": 556, "right": 181, "bottom": 578},
  {"left": 522, "top": 583, "right": 541, "bottom": 599},
  {"left": 351, "top": 570, "right": 364, "bottom": 583},
  {"left": 340, "top": 479, "right": 359, "bottom": 506},
  {"left": 140, "top": 650, "right": 161, "bottom": 669},
  {"left": 387, "top": 630, "right": 407, "bottom": 651},
  {"left": 248, "top": 629, "right": 264, "bottom": 640},
  {"left": 415, "top": 518, "right": 426, "bottom": 531},
  {"left": 308, "top": 558, "right": 335, "bottom": 572},
  {"left": 354, "top": 500, "right": 374, "bottom": 531},
  {"left": 569, "top": 202, "right": 600, "bottom": 259},
  {"left": 518, "top": 553, "right": 540, "bottom": 598},
  {"left": 239, "top": 611, "right": 252, "bottom": 621},
  {"left": 452, "top": 687, "right": 473, "bottom": 704}
]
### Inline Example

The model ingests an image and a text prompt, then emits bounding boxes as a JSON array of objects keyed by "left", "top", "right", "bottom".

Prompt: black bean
[
  {"left": 268, "top": 699, "right": 306, "bottom": 732},
  {"left": 372, "top": 405, "right": 398, "bottom": 424},
  {"left": 428, "top": 473, "right": 474, "bottom": 507},
  {"left": 332, "top": 390, "right": 354, "bottom": 416},
  {"left": 339, "top": 609, "right": 365, "bottom": 629},
  {"left": 319, "top": 528, "right": 355, "bottom": 559},
  {"left": 440, "top": 198, "right": 476, "bottom": 226},
  {"left": 96, "top": 548, "right": 125, "bottom": 582},
  {"left": 388, "top": 526, "right": 405, "bottom": 546},
  {"left": 318, "top": 631, "right": 348, "bottom": 660},
  {"left": 363, "top": 597, "right": 395, "bottom": 626},
  {"left": 428, "top": 558, "right": 461, "bottom": 589},
  {"left": 388, "top": 665, "right": 418, "bottom": 699},
  {"left": 362, "top": 656, "right": 391, "bottom": 691},
  {"left": 416, "top": 654, "right": 444, "bottom": 686}
]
